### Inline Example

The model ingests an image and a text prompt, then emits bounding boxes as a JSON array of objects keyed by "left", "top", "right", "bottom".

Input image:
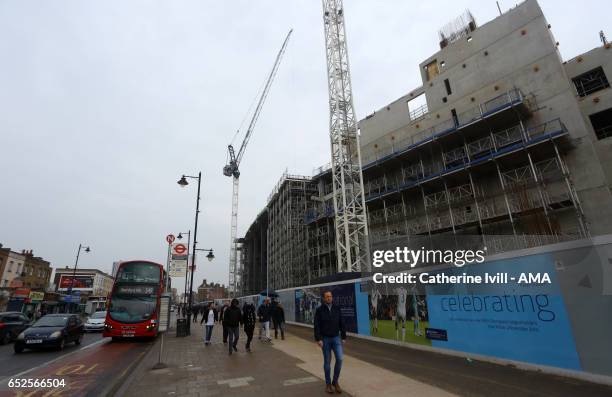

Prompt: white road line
[
  {"left": 217, "top": 376, "right": 254, "bottom": 388},
  {"left": 283, "top": 376, "right": 319, "bottom": 386},
  {"left": 0, "top": 338, "right": 108, "bottom": 385}
]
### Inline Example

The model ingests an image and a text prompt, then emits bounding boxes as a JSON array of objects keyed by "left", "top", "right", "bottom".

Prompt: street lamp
[
  {"left": 177, "top": 172, "right": 205, "bottom": 332},
  {"left": 67, "top": 244, "right": 90, "bottom": 306},
  {"left": 193, "top": 247, "right": 214, "bottom": 296}
]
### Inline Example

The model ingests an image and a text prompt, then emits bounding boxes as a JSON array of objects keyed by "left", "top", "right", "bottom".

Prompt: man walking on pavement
[
  {"left": 223, "top": 298, "right": 242, "bottom": 355},
  {"left": 242, "top": 301, "right": 256, "bottom": 352},
  {"left": 314, "top": 290, "right": 346, "bottom": 394},
  {"left": 200, "top": 302, "right": 217, "bottom": 345},
  {"left": 192, "top": 306, "right": 199, "bottom": 323},
  {"left": 273, "top": 301, "right": 285, "bottom": 340},
  {"left": 257, "top": 298, "right": 272, "bottom": 342}
]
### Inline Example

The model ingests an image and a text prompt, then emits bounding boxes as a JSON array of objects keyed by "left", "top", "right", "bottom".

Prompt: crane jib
[{"left": 223, "top": 28, "right": 293, "bottom": 296}]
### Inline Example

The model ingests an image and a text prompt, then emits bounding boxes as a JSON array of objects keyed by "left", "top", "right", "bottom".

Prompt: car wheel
[
  {"left": 75, "top": 334, "right": 83, "bottom": 345},
  {"left": 58, "top": 338, "right": 66, "bottom": 351},
  {"left": 14, "top": 344, "right": 24, "bottom": 354},
  {"left": 0, "top": 333, "right": 9, "bottom": 345}
]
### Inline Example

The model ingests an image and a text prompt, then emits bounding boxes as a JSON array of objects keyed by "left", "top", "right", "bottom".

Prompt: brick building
[{"left": 196, "top": 279, "right": 227, "bottom": 302}]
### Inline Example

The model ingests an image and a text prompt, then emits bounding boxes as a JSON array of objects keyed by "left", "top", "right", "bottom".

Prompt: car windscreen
[
  {"left": 108, "top": 295, "right": 156, "bottom": 324},
  {"left": 34, "top": 316, "right": 68, "bottom": 327},
  {"left": 91, "top": 312, "right": 106, "bottom": 319},
  {"left": 116, "top": 262, "right": 161, "bottom": 284}
]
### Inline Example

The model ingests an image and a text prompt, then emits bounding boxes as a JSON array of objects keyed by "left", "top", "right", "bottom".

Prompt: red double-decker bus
[{"left": 103, "top": 260, "right": 165, "bottom": 339}]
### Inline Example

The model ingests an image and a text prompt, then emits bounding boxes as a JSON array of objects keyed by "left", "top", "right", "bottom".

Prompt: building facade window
[
  {"left": 572, "top": 66, "right": 610, "bottom": 97},
  {"left": 589, "top": 107, "right": 612, "bottom": 140}
]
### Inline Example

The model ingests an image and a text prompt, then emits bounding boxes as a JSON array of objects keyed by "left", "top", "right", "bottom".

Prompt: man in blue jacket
[{"left": 314, "top": 290, "right": 346, "bottom": 394}]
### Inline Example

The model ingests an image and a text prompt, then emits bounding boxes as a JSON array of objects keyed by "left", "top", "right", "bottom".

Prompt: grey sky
[{"left": 0, "top": 1, "right": 609, "bottom": 294}]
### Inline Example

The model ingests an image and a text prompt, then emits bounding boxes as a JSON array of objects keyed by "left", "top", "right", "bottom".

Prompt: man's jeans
[
  {"left": 273, "top": 321, "right": 285, "bottom": 339},
  {"left": 259, "top": 321, "right": 270, "bottom": 340},
  {"left": 205, "top": 325, "right": 213, "bottom": 342},
  {"left": 321, "top": 336, "right": 343, "bottom": 385},
  {"left": 227, "top": 326, "right": 239, "bottom": 353}
]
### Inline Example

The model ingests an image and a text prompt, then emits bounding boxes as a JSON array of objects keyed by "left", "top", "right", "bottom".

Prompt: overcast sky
[{"left": 0, "top": 0, "right": 609, "bottom": 294}]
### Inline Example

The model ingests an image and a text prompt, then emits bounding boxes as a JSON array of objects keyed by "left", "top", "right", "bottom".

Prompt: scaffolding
[
  {"left": 358, "top": 87, "right": 587, "bottom": 255},
  {"left": 267, "top": 173, "right": 317, "bottom": 290}
]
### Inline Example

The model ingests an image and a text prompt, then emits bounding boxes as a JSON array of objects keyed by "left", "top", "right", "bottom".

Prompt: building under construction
[{"left": 239, "top": 0, "right": 612, "bottom": 295}]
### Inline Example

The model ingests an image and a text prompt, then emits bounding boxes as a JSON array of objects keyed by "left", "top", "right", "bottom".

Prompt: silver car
[{"left": 84, "top": 311, "right": 106, "bottom": 332}]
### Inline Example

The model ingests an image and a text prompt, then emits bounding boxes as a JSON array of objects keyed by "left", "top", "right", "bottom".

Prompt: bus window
[
  {"left": 108, "top": 295, "right": 156, "bottom": 323},
  {"left": 116, "top": 262, "right": 161, "bottom": 284}
]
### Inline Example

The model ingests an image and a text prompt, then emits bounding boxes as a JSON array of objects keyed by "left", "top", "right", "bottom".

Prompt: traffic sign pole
[{"left": 165, "top": 235, "right": 175, "bottom": 293}]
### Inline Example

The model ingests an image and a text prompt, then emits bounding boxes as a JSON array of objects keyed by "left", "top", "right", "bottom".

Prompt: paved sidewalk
[
  {"left": 271, "top": 332, "right": 456, "bottom": 397},
  {"left": 118, "top": 320, "right": 339, "bottom": 396}
]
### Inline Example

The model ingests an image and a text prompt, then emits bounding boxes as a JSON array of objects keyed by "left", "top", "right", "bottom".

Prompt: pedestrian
[
  {"left": 220, "top": 302, "right": 230, "bottom": 344},
  {"left": 273, "top": 302, "right": 285, "bottom": 340},
  {"left": 257, "top": 298, "right": 272, "bottom": 342},
  {"left": 223, "top": 298, "right": 242, "bottom": 355},
  {"left": 192, "top": 306, "right": 199, "bottom": 323},
  {"left": 200, "top": 302, "right": 217, "bottom": 345},
  {"left": 242, "top": 302, "right": 256, "bottom": 352},
  {"left": 314, "top": 290, "right": 346, "bottom": 394}
]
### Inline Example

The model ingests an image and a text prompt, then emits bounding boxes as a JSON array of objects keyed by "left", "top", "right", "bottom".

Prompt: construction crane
[
  {"left": 223, "top": 29, "right": 292, "bottom": 296},
  {"left": 322, "top": 0, "right": 370, "bottom": 273}
]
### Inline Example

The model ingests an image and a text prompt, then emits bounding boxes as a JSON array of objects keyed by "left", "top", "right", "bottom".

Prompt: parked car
[
  {"left": 14, "top": 314, "right": 84, "bottom": 353},
  {"left": 0, "top": 312, "right": 31, "bottom": 344},
  {"left": 84, "top": 311, "right": 106, "bottom": 332}
]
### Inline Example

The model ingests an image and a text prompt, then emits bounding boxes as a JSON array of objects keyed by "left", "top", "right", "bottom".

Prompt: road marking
[
  {"left": 0, "top": 338, "right": 107, "bottom": 385},
  {"left": 283, "top": 376, "right": 319, "bottom": 386},
  {"left": 217, "top": 376, "right": 254, "bottom": 388}
]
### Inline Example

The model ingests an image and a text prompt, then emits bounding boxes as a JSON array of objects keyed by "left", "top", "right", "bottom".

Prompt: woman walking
[
  {"left": 242, "top": 302, "right": 257, "bottom": 352},
  {"left": 201, "top": 303, "right": 217, "bottom": 345}
]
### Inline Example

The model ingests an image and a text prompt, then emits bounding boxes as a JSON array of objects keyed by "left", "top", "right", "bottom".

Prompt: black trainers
[{"left": 233, "top": 345, "right": 238, "bottom": 352}]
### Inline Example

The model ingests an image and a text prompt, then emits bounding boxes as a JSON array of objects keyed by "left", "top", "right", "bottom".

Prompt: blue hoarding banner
[{"left": 425, "top": 253, "right": 581, "bottom": 370}]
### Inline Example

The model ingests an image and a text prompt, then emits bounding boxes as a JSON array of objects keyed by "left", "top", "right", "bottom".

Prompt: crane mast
[
  {"left": 322, "top": 0, "right": 370, "bottom": 273},
  {"left": 224, "top": 29, "right": 292, "bottom": 296}
]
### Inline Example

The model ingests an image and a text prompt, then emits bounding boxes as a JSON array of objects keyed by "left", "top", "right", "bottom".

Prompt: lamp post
[
  {"left": 177, "top": 173, "right": 215, "bottom": 332},
  {"left": 192, "top": 248, "right": 215, "bottom": 301},
  {"left": 67, "top": 244, "right": 90, "bottom": 311}
]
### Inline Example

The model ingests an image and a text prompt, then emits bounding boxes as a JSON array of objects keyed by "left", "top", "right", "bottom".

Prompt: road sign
[
  {"left": 166, "top": 234, "right": 176, "bottom": 244},
  {"left": 171, "top": 242, "right": 188, "bottom": 259},
  {"left": 169, "top": 259, "right": 187, "bottom": 277}
]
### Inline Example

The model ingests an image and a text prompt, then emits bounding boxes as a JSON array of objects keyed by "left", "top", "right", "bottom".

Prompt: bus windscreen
[{"left": 108, "top": 294, "right": 157, "bottom": 323}]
